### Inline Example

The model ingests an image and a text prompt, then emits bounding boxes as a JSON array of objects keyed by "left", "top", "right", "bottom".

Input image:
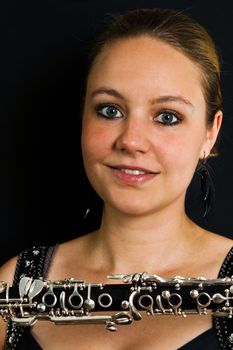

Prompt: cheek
[
  {"left": 81, "top": 120, "right": 112, "bottom": 166},
  {"left": 159, "top": 130, "right": 204, "bottom": 172}
]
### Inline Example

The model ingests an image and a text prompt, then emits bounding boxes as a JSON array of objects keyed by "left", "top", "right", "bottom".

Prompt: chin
[{"left": 107, "top": 197, "right": 156, "bottom": 217}]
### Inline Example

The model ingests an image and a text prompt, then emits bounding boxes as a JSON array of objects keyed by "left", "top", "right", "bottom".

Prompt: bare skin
[
  {"left": 0, "top": 228, "right": 232, "bottom": 350},
  {"left": 0, "top": 36, "right": 232, "bottom": 350}
]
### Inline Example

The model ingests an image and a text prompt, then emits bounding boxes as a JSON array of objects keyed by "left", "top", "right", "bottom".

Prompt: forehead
[{"left": 87, "top": 36, "right": 205, "bottom": 105}]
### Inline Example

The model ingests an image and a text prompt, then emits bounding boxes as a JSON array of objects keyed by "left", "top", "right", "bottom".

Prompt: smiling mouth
[
  {"left": 110, "top": 165, "right": 159, "bottom": 175},
  {"left": 116, "top": 168, "right": 156, "bottom": 175},
  {"left": 110, "top": 166, "right": 159, "bottom": 186},
  {"left": 108, "top": 166, "right": 160, "bottom": 185},
  {"left": 118, "top": 169, "right": 149, "bottom": 175}
]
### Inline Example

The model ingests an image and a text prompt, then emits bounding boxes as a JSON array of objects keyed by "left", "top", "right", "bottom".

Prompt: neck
[{"left": 89, "top": 202, "right": 201, "bottom": 275}]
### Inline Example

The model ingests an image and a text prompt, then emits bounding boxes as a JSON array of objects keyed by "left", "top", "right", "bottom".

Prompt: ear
[{"left": 201, "top": 110, "right": 223, "bottom": 158}]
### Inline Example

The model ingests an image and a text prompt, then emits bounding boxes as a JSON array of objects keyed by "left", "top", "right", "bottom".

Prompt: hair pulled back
[{"left": 87, "top": 8, "right": 222, "bottom": 156}]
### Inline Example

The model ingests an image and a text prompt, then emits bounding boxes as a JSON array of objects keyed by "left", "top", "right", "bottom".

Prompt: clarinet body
[{"left": 1, "top": 273, "right": 233, "bottom": 331}]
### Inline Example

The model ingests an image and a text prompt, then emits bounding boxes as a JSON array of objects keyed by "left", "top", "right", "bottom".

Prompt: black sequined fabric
[
  {"left": 213, "top": 247, "right": 233, "bottom": 349},
  {"left": 4, "top": 245, "right": 57, "bottom": 349}
]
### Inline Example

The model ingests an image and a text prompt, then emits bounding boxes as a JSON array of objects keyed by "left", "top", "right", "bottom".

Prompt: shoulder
[
  {"left": 203, "top": 230, "right": 233, "bottom": 253},
  {"left": 46, "top": 234, "right": 95, "bottom": 279},
  {"left": 198, "top": 230, "right": 233, "bottom": 277},
  {"left": 0, "top": 245, "right": 57, "bottom": 284},
  {"left": 0, "top": 255, "right": 18, "bottom": 284}
]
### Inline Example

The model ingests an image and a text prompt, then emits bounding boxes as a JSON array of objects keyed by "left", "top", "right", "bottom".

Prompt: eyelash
[
  {"left": 95, "top": 103, "right": 182, "bottom": 126},
  {"left": 156, "top": 110, "right": 182, "bottom": 126},
  {"left": 95, "top": 103, "right": 123, "bottom": 119}
]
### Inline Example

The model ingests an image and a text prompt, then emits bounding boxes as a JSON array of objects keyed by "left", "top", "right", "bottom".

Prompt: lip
[
  {"left": 110, "top": 164, "right": 157, "bottom": 173},
  {"left": 108, "top": 165, "right": 160, "bottom": 185}
]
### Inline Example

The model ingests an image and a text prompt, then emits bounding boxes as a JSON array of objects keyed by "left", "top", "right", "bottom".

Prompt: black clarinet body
[{"left": 1, "top": 273, "right": 233, "bottom": 331}]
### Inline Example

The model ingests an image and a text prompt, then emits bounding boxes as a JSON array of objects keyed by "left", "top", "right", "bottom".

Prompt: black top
[{"left": 5, "top": 245, "right": 233, "bottom": 349}]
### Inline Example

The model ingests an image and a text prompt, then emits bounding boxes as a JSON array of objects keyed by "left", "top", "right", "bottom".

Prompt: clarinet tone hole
[
  {"left": 42, "top": 293, "right": 57, "bottom": 308},
  {"left": 138, "top": 295, "right": 153, "bottom": 308},
  {"left": 169, "top": 294, "right": 181, "bottom": 306},
  {"left": 98, "top": 293, "right": 112, "bottom": 308},
  {"left": 197, "top": 292, "right": 211, "bottom": 307},
  {"left": 69, "top": 295, "right": 83, "bottom": 308}
]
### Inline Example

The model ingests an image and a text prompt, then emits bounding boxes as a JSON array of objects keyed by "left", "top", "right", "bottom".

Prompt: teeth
[{"left": 121, "top": 169, "right": 146, "bottom": 175}]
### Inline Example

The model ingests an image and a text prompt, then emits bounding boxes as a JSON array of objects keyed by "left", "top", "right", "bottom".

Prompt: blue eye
[
  {"left": 97, "top": 105, "right": 123, "bottom": 119},
  {"left": 156, "top": 112, "right": 180, "bottom": 126}
]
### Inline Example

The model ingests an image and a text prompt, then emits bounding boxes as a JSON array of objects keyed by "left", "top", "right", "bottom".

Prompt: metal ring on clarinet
[
  {"left": 68, "top": 284, "right": 83, "bottom": 309},
  {"left": 98, "top": 293, "right": 113, "bottom": 308},
  {"left": 42, "top": 287, "right": 57, "bottom": 308}
]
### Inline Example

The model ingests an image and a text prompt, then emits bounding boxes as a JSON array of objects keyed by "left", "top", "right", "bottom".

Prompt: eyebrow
[
  {"left": 152, "top": 95, "right": 194, "bottom": 108},
  {"left": 91, "top": 87, "right": 125, "bottom": 100},
  {"left": 91, "top": 87, "right": 193, "bottom": 108}
]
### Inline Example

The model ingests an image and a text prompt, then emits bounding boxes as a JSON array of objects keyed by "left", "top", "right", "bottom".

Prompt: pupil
[
  {"left": 108, "top": 107, "right": 116, "bottom": 116},
  {"left": 163, "top": 114, "right": 171, "bottom": 122}
]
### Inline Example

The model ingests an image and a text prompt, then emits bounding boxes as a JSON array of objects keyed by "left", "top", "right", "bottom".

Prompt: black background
[{"left": 1, "top": 0, "right": 233, "bottom": 265}]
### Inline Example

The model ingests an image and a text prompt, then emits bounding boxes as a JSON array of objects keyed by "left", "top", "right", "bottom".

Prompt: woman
[{"left": 0, "top": 7, "right": 232, "bottom": 350}]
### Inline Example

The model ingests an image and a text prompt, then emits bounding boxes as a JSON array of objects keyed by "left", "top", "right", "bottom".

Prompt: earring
[
  {"left": 199, "top": 153, "right": 214, "bottom": 220},
  {"left": 84, "top": 208, "right": 91, "bottom": 219}
]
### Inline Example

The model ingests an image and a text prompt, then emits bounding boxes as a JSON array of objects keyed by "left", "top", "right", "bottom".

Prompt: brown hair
[{"left": 87, "top": 8, "right": 222, "bottom": 156}]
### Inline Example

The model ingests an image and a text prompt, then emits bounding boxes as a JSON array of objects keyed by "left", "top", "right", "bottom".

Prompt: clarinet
[{"left": 1, "top": 273, "right": 233, "bottom": 331}]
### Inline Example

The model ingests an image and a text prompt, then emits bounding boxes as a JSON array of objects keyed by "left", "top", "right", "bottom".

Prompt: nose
[{"left": 114, "top": 117, "right": 150, "bottom": 154}]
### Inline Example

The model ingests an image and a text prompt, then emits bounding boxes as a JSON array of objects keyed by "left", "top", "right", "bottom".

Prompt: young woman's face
[{"left": 81, "top": 36, "right": 221, "bottom": 216}]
